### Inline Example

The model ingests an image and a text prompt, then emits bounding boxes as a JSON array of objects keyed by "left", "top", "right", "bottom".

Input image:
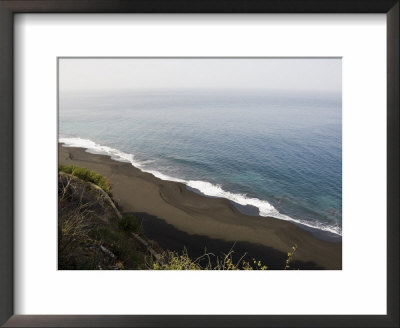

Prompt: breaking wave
[{"left": 59, "top": 137, "right": 342, "bottom": 236}]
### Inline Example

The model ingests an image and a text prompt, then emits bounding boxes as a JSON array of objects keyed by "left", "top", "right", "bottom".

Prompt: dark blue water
[{"left": 59, "top": 89, "right": 342, "bottom": 236}]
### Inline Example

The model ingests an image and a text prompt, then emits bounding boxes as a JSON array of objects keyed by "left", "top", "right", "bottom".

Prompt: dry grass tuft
[{"left": 147, "top": 244, "right": 280, "bottom": 270}]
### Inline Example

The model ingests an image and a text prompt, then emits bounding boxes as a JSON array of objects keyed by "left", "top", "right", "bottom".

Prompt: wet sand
[{"left": 59, "top": 144, "right": 342, "bottom": 269}]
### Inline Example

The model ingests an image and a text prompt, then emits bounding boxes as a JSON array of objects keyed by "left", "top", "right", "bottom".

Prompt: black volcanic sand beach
[{"left": 59, "top": 144, "right": 342, "bottom": 269}]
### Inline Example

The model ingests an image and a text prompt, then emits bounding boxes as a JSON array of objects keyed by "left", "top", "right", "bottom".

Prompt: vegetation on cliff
[
  {"left": 59, "top": 164, "right": 112, "bottom": 195},
  {"left": 58, "top": 168, "right": 149, "bottom": 269},
  {"left": 58, "top": 165, "right": 296, "bottom": 270}
]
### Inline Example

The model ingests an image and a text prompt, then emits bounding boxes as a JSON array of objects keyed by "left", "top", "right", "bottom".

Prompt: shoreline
[
  {"left": 59, "top": 136, "right": 342, "bottom": 238},
  {"left": 59, "top": 143, "right": 342, "bottom": 269},
  {"left": 188, "top": 184, "right": 340, "bottom": 243}
]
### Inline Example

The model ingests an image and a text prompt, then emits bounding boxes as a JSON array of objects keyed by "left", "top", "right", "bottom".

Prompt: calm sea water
[{"left": 59, "top": 89, "right": 342, "bottom": 237}]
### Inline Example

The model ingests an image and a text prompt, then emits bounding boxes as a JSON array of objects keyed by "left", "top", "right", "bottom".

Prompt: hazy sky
[{"left": 59, "top": 58, "right": 341, "bottom": 93}]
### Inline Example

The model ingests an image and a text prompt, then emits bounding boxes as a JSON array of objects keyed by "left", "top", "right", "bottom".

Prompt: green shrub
[
  {"left": 59, "top": 164, "right": 111, "bottom": 195},
  {"left": 89, "top": 226, "right": 146, "bottom": 269},
  {"left": 118, "top": 213, "right": 143, "bottom": 234}
]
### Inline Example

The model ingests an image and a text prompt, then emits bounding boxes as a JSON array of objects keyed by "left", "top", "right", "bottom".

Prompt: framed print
[{"left": 0, "top": 0, "right": 398, "bottom": 327}]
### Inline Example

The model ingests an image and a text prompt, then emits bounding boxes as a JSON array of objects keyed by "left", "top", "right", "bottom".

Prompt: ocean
[{"left": 59, "top": 89, "right": 342, "bottom": 239}]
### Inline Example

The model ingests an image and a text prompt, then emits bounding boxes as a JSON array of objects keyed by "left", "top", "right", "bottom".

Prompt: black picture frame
[{"left": 0, "top": 1, "right": 398, "bottom": 327}]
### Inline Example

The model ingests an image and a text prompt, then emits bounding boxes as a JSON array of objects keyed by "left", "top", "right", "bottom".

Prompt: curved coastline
[
  {"left": 59, "top": 143, "right": 342, "bottom": 269},
  {"left": 59, "top": 137, "right": 342, "bottom": 237}
]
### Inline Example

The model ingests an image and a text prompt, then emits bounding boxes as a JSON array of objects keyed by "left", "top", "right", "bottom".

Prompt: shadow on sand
[{"left": 128, "top": 211, "right": 323, "bottom": 270}]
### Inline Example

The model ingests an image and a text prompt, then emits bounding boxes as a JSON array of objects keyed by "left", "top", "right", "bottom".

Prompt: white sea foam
[
  {"left": 186, "top": 180, "right": 342, "bottom": 235},
  {"left": 59, "top": 137, "right": 141, "bottom": 167},
  {"left": 59, "top": 137, "right": 342, "bottom": 236}
]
